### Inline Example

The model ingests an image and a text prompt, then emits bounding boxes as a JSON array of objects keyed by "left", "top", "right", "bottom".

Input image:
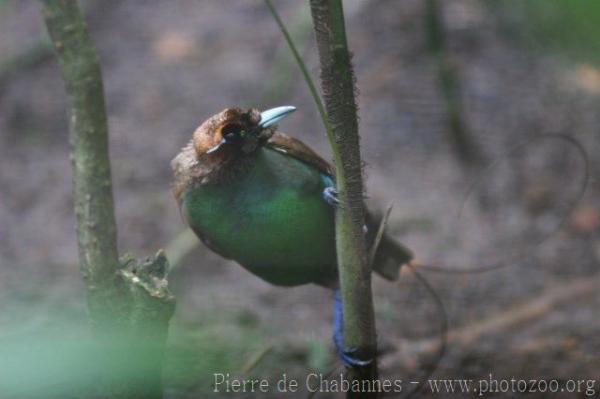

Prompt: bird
[{"left": 171, "top": 106, "right": 412, "bottom": 366}]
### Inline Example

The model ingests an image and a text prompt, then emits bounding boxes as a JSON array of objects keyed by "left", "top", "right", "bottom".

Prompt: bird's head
[{"left": 192, "top": 106, "right": 296, "bottom": 162}]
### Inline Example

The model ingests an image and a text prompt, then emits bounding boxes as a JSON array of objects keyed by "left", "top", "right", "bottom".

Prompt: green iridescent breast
[{"left": 182, "top": 146, "right": 336, "bottom": 286}]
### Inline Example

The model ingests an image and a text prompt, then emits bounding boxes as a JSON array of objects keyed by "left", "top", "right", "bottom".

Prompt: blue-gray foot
[{"left": 323, "top": 187, "right": 340, "bottom": 206}]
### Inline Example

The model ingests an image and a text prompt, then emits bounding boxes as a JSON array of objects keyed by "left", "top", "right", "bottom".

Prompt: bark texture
[
  {"left": 309, "top": 0, "right": 379, "bottom": 396},
  {"left": 39, "top": 1, "right": 175, "bottom": 397}
]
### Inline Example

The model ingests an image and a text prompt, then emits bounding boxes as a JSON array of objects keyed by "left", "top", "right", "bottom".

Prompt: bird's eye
[{"left": 221, "top": 124, "right": 242, "bottom": 142}]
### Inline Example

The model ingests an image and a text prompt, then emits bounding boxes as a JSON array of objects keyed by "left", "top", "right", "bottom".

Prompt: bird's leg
[
  {"left": 321, "top": 175, "right": 341, "bottom": 207},
  {"left": 332, "top": 288, "right": 373, "bottom": 367}
]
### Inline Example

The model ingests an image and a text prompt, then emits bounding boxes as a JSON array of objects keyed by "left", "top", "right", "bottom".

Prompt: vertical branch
[
  {"left": 309, "top": 0, "right": 379, "bottom": 394},
  {"left": 39, "top": 0, "right": 126, "bottom": 331},
  {"left": 425, "top": 0, "right": 484, "bottom": 169},
  {"left": 39, "top": 1, "right": 175, "bottom": 398}
]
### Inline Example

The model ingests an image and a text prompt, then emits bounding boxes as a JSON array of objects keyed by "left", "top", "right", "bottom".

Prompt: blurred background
[{"left": 1, "top": 0, "right": 599, "bottom": 397}]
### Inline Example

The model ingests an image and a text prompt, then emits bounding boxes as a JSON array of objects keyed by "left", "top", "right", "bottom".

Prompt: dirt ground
[{"left": 1, "top": 1, "right": 600, "bottom": 398}]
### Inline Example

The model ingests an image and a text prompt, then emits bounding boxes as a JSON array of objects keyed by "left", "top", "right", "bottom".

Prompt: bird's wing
[
  {"left": 266, "top": 132, "right": 334, "bottom": 177},
  {"left": 266, "top": 132, "right": 412, "bottom": 280}
]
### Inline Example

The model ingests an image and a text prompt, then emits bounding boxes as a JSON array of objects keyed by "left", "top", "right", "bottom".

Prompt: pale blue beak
[{"left": 259, "top": 106, "right": 296, "bottom": 128}]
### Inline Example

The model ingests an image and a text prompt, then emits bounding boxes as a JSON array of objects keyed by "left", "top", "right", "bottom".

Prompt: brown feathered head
[{"left": 192, "top": 106, "right": 296, "bottom": 161}]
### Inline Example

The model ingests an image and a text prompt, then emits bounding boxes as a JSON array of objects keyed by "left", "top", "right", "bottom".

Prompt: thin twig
[
  {"left": 241, "top": 345, "right": 274, "bottom": 374},
  {"left": 384, "top": 275, "right": 599, "bottom": 366},
  {"left": 401, "top": 265, "right": 448, "bottom": 399},
  {"left": 264, "top": 0, "right": 335, "bottom": 145},
  {"left": 416, "top": 133, "right": 589, "bottom": 274},
  {"left": 369, "top": 204, "right": 394, "bottom": 268},
  {"left": 164, "top": 228, "right": 199, "bottom": 270}
]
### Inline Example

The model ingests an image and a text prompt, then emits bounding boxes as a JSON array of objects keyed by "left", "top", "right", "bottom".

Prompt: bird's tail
[
  {"left": 372, "top": 235, "right": 413, "bottom": 280},
  {"left": 365, "top": 210, "right": 413, "bottom": 281}
]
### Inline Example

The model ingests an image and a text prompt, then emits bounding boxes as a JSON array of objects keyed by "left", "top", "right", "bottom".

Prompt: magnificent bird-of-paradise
[{"left": 171, "top": 106, "right": 412, "bottom": 366}]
